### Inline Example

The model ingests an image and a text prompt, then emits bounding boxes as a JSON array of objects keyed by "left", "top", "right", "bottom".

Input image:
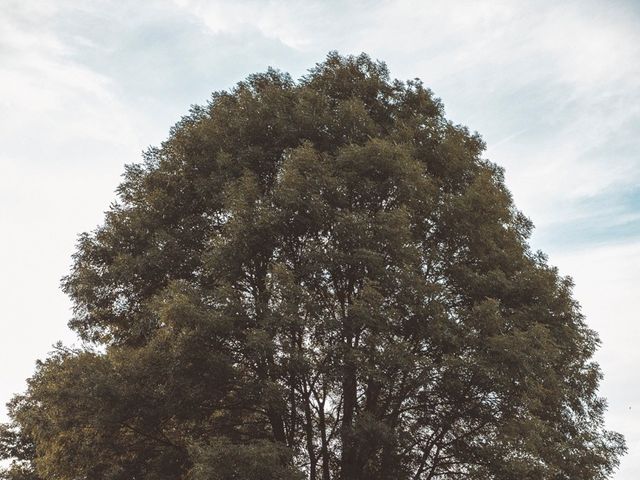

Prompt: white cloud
[
  {"left": 0, "top": 1, "right": 143, "bottom": 158},
  {"left": 0, "top": 0, "right": 145, "bottom": 422},
  {"left": 553, "top": 241, "right": 640, "bottom": 480},
  {"left": 173, "top": 0, "right": 640, "bottom": 231},
  {"left": 172, "top": 0, "right": 355, "bottom": 50}
]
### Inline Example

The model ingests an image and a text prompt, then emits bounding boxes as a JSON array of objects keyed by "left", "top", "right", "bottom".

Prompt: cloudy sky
[{"left": 1, "top": 0, "right": 639, "bottom": 476}]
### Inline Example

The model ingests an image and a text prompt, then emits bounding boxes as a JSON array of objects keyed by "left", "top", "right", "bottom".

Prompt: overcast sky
[{"left": 1, "top": 0, "right": 639, "bottom": 477}]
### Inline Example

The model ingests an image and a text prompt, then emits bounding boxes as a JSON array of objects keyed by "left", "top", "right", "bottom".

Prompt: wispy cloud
[
  {"left": 0, "top": 1, "right": 128, "bottom": 423},
  {"left": 173, "top": 0, "right": 640, "bottom": 244}
]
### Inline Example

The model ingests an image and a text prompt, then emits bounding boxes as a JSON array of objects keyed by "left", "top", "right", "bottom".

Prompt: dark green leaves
[{"left": 2, "top": 53, "right": 625, "bottom": 480}]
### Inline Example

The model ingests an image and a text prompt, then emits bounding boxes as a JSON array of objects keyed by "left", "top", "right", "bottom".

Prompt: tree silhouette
[{"left": 1, "top": 53, "right": 625, "bottom": 480}]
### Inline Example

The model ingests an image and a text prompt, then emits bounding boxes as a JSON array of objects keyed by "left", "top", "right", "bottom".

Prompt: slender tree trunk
[
  {"left": 340, "top": 344, "right": 359, "bottom": 479},
  {"left": 302, "top": 382, "right": 317, "bottom": 480},
  {"left": 317, "top": 391, "right": 331, "bottom": 480},
  {"left": 269, "top": 411, "right": 287, "bottom": 444}
]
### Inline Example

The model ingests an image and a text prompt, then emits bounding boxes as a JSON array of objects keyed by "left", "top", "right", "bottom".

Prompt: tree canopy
[{"left": 0, "top": 52, "right": 625, "bottom": 480}]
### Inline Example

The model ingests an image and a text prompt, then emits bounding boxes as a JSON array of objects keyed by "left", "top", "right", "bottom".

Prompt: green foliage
[
  {"left": 189, "top": 438, "right": 303, "bottom": 480},
  {"left": 1, "top": 52, "right": 625, "bottom": 480}
]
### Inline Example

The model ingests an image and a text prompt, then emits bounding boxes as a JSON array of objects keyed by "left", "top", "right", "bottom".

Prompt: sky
[{"left": 1, "top": 0, "right": 639, "bottom": 476}]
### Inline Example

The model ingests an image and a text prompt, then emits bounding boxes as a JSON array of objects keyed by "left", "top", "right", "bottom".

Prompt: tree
[{"left": 1, "top": 52, "right": 625, "bottom": 480}]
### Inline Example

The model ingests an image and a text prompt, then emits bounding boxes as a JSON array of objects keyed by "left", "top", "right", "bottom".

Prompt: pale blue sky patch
[{"left": 531, "top": 188, "right": 640, "bottom": 250}]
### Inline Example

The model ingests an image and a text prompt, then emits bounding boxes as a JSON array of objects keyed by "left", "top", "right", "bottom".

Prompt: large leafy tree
[{"left": 1, "top": 53, "right": 625, "bottom": 480}]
